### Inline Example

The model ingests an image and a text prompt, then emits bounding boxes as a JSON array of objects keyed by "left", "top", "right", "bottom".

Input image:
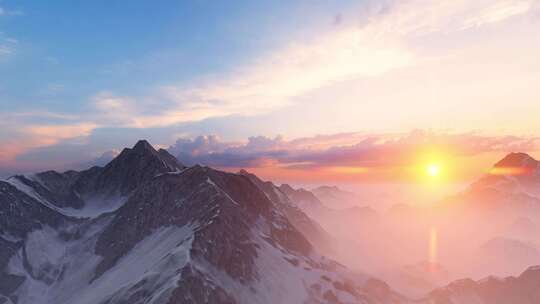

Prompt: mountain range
[
  {"left": 0, "top": 140, "right": 404, "bottom": 304},
  {"left": 1, "top": 140, "right": 540, "bottom": 304}
]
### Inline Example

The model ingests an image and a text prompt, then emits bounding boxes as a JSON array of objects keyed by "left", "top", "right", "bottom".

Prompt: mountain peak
[
  {"left": 494, "top": 152, "right": 539, "bottom": 169},
  {"left": 279, "top": 183, "right": 295, "bottom": 193},
  {"left": 74, "top": 140, "right": 185, "bottom": 197},
  {"left": 238, "top": 169, "right": 250, "bottom": 175},
  {"left": 112, "top": 140, "right": 185, "bottom": 172},
  {"left": 132, "top": 139, "right": 156, "bottom": 153}
]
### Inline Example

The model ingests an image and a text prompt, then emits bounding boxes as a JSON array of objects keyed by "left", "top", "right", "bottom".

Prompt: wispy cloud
[
  {"left": 23, "top": 123, "right": 97, "bottom": 146},
  {"left": 460, "top": 0, "right": 536, "bottom": 28},
  {"left": 0, "top": 34, "right": 16, "bottom": 58},
  {"left": 0, "top": 5, "right": 22, "bottom": 58},
  {"left": 1, "top": 111, "right": 79, "bottom": 121},
  {"left": 83, "top": 0, "right": 538, "bottom": 129},
  {"left": 0, "top": 113, "right": 97, "bottom": 168},
  {"left": 375, "top": 0, "right": 536, "bottom": 35},
  {"left": 0, "top": 6, "right": 24, "bottom": 17}
]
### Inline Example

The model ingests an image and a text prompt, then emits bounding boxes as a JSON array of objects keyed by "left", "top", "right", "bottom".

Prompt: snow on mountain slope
[
  {"left": 3, "top": 140, "right": 184, "bottom": 219},
  {"left": 70, "top": 225, "right": 195, "bottom": 304},
  {"left": 0, "top": 140, "right": 408, "bottom": 304},
  {"left": 4, "top": 214, "right": 194, "bottom": 304},
  {"left": 5, "top": 175, "right": 126, "bottom": 218}
]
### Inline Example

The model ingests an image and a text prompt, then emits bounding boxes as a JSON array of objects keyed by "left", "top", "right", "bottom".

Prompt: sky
[{"left": 1, "top": 0, "right": 540, "bottom": 185}]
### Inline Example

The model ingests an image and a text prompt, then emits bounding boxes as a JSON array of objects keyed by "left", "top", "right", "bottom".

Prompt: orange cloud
[
  {"left": 23, "top": 123, "right": 97, "bottom": 145},
  {"left": 0, "top": 123, "right": 97, "bottom": 165}
]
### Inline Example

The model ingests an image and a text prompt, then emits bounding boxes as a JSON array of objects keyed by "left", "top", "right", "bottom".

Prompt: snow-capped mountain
[
  {"left": 432, "top": 153, "right": 540, "bottom": 278},
  {"left": 0, "top": 140, "right": 406, "bottom": 304},
  {"left": 4, "top": 142, "right": 540, "bottom": 304},
  {"left": 467, "top": 152, "right": 540, "bottom": 203}
]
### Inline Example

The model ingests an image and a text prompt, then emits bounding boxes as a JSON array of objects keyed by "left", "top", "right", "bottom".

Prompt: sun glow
[{"left": 426, "top": 164, "right": 441, "bottom": 177}]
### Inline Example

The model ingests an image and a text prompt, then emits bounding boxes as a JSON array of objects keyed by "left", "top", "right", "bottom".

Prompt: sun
[
  {"left": 426, "top": 163, "right": 441, "bottom": 178},
  {"left": 412, "top": 150, "right": 452, "bottom": 183}
]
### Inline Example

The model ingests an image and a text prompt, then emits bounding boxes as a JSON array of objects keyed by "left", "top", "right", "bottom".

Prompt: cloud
[
  {"left": 0, "top": 34, "right": 16, "bottom": 59},
  {"left": 82, "top": 0, "right": 537, "bottom": 131},
  {"left": 4, "top": 128, "right": 540, "bottom": 183},
  {"left": 2, "top": 111, "right": 78, "bottom": 121},
  {"left": 2, "top": 0, "right": 539, "bottom": 171},
  {"left": 376, "top": 0, "right": 536, "bottom": 35},
  {"left": 100, "top": 13, "right": 413, "bottom": 128},
  {"left": 0, "top": 115, "right": 97, "bottom": 169},
  {"left": 23, "top": 123, "right": 97, "bottom": 146},
  {"left": 166, "top": 131, "right": 540, "bottom": 181},
  {"left": 0, "top": 6, "right": 24, "bottom": 17},
  {"left": 460, "top": 0, "right": 535, "bottom": 28},
  {"left": 11, "top": 142, "right": 117, "bottom": 175},
  {"left": 0, "top": 5, "right": 22, "bottom": 59}
]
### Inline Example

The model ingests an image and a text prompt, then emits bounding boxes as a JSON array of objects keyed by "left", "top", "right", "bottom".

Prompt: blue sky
[
  {"left": 1, "top": 0, "right": 540, "bottom": 181},
  {"left": 0, "top": 0, "right": 350, "bottom": 112}
]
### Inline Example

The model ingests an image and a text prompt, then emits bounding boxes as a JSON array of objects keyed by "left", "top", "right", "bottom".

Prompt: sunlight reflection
[{"left": 429, "top": 227, "right": 438, "bottom": 270}]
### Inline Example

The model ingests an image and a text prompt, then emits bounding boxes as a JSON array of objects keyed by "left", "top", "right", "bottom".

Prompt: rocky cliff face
[{"left": 238, "top": 169, "right": 334, "bottom": 255}]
